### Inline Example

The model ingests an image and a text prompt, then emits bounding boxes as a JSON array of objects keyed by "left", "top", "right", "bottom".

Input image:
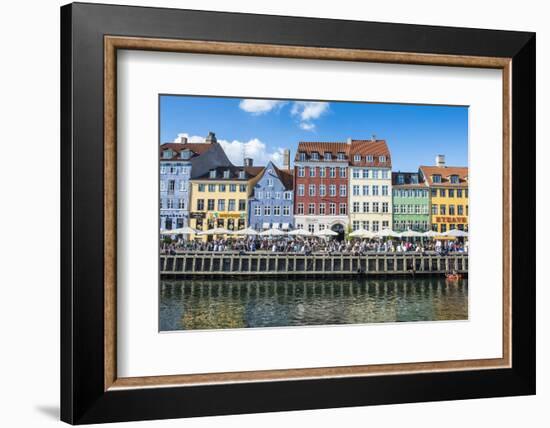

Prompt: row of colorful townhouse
[{"left": 159, "top": 133, "right": 468, "bottom": 240}]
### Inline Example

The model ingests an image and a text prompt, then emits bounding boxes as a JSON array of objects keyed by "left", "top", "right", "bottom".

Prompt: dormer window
[
  {"left": 180, "top": 149, "right": 191, "bottom": 160},
  {"left": 353, "top": 154, "right": 361, "bottom": 162},
  {"left": 450, "top": 175, "right": 459, "bottom": 184},
  {"left": 337, "top": 152, "right": 345, "bottom": 160},
  {"left": 223, "top": 170, "right": 230, "bottom": 179},
  {"left": 238, "top": 170, "right": 246, "bottom": 179},
  {"left": 411, "top": 175, "right": 419, "bottom": 184},
  {"left": 379, "top": 155, "right": 386, "bottom": 163},
  {"left": 366, "top": 155, "right": 374, "bottom": 162},
  {"left": 209, "top": 169, "right": 217, "bottom": 179},
  {"left": 298, "top": 152, "right": 306, "bottom": 161},
  {"left": 397, "top": 174, "right": 404, "bottom": 184},
  {"left": 311, "top": 152, "right": 319, "bottom": 160},
  {"left": 324, "top": 152, "right": 332, "bottom": 160},
  {"left": 432, "top": 174, "right": 441, "bottom": 183},
  {"left": 162, "top": 149, "right": 173, "bottom": 159}
]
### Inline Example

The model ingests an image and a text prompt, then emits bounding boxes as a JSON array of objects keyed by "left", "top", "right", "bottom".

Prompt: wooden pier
[{"left": 160, "top": 252, "right": 468, "bottom": 277}]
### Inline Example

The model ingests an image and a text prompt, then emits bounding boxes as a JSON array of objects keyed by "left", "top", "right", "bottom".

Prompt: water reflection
[{"left": 159, "top": 277, "right": 468, "bottom": 331}]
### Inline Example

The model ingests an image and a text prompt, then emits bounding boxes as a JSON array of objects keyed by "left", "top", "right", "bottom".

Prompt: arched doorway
[{"left": 331, "top": 223, "right": 345, "bottom": 241}]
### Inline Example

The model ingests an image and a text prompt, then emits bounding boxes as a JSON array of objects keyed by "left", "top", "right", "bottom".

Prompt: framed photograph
[{"left": 61, "top": 2, "right": 535, "bottom": 424}]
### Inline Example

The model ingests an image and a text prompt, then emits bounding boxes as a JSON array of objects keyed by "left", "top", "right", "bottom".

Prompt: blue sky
[{"left": 160, "top": 95, "right": 468, "bottom": 171}]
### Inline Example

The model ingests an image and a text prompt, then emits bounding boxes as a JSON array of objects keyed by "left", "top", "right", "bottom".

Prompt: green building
[{"left": 391, "top": 172, "right": 430, "bottom": 232}]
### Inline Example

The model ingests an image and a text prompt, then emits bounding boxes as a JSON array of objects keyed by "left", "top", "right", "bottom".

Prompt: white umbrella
[
  {"left": 349, "top": 229, "right": 376, "bottom": 238},
  {"left": 160, "top": 226, "right": 198, "bottom": 235},
  {"left": 375, "top": 228, "right": 401, "bottom": 238},
  {"left": 198, "top": 227, "right": 232, "bottom": 236},
  {"left": 316, "top": 229, "right": 338, "bottom": 237},
  {"left": 229, "top": 227, "right": 259, "bottom": 236},
  {"left": 423, "top": 230, "right": 440, "bottom": 238},
  {"left": 260, "top": 228, "right": 287, "bottom": 237},
  {"left": 288, "top": 229, "right": 312, "bottom": 237},
  {"left": 400, "top": 228, "right": 423, "bottom": 238},
  {"left": 443, "top": 229, "right": 469, "bottom": 237}
]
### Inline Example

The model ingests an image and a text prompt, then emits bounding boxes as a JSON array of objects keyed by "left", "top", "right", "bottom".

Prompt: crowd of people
[{"left": 160, "top": 236, "right": 468, "bottom": 256}]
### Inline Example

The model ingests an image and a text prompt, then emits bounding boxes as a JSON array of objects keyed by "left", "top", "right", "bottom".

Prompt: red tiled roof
[
  {"left": 419, "top": 165, "right": 468, "bottom": 186},
  {"left": 159, "top": 142, "right": 213, "bottom": 160},
  {"left": 295, "top": 139, "right": 391, "bottom": 167},
  {"left": 274, "top": 166, "right": 294, "bottom": 190}
]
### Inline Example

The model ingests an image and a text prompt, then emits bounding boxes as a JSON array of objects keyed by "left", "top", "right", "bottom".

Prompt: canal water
[{"left": 159, "top": 277, "right": 468, "bottom": 331}]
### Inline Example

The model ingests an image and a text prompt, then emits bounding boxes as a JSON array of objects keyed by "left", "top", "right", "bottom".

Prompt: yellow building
[
  {"left": 189, "top": 164, "right": 264, "bottom": 240},
  {"left": 420, "top": 156, "right": 468, "bottom": 234}
]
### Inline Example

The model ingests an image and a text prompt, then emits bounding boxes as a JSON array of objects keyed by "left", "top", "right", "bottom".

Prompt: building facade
[
  {"left": 159, "top": 132, "right": 232, "bottom": 230},
  {"left": 248, "top": 159, "right": 294, "bottom": 231},
  {"left": 419, "top": 155, "right": 469, "bottom": 234},
  {"left": 348, "top": 139, "right": 393, "bottom": 233},
  {"left": 293, "top": 142, "right": 349, "bottom": 239},
  {"left": 391, "top": 172, "right": 430, "bottom": 232},
  {"left": 189, "top": 163, "right": 264, "bottom": 239}
]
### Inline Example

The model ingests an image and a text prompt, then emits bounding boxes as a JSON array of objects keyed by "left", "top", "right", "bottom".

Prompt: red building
[{"left": 293, "top": 141, "right": 350, "bottom": 239}]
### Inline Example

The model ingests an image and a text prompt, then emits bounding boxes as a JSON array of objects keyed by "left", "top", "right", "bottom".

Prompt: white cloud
[
  {"left": 239, "top": 99, "right": 286, "bottom": 115},
  {"left": 172, "top": 133, "right": 285, "bottom": 167},
  {"left": 299, "top": 122, "right": 315, "bottom": 131},
  {"left": 291, "top": 101, "right": 329, "bottom": 121}
]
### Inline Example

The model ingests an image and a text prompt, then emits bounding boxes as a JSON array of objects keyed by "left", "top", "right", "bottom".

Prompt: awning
[
  {"left": 281, "top": 223, "right": 290, "bottom": 230},
  {"left": 262, "top": 222, "right": 270, "bottom": 229},
  {"left": 272, "top": 223, "right": 280, "bottom": 229}
]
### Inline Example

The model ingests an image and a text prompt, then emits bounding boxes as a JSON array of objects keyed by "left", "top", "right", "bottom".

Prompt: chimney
[
  {"left": 283, "top": 149, "right": 290, "bottom": 170},
  {"left": 435, "top": 154, "right": 446, "bottom": 167},
  {"left": 244, "top": 157, "right": 253, "bottom": 167},
  {"left": 347, "top": 137, "right": 352, "bottom": 145},
  {"left": 371, "top": 134, "right": 376, "bottom": 142},
  {"left": 179, "top": 136, "right": 188, "bottom": 144},
  {"left": 205, "top": 131, "right": 217, "bottom": 144}
]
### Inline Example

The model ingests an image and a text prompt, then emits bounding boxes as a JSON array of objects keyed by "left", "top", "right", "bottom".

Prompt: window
[
  {"left": 382, "top": 185, "right": 388, "bottom": 196},
  {"left": 363, "top": 221, "right": 370, "bottom": 231},
  {"left": 362, "top": 169, "right": 369, "bottom": 179},
  {"left": 372, "top": 185, "right": 379, "bottom": 196},
  {"left": 208, "top": 184, "right": 216, "bottom": 192},
  {"left": 319, "top": 203, "right": 326, "bottom": 215},
  {"left": 414, "top": 205, "right": 421, "bottom": 214},
  {"left": 339, "top": 185, "right": 346, "bottom": 197},
  {"left": 319, "top": 185, "right": 326, "bottom": 197},
  {"left": 366, "top": 155, "right": 373, "bottom": 162},
  {"left": 197, "top": 199, "right": 205, "bottom": 211},
  {"left": 308, "top": 203, "right": 315, "bottom": 215},
  {"left": 297, "top": 184, "right": 305, "bottom": 196},
  {"left": 217, "top": 199, "right": 225, "bottom": 211},
  {"left": 440, "top": 204, "right": 446, "bottom": 215},
  {"left": 209, "top": 170, "right": 217, "bottom": 178},
  {"left": 362, "top": 185, "right": 369, "bottom": 196},
  {"left": 329, "top": 184, "right": 336, "bottom": 196},
  {"left": 379, "top": 155, "right": 386, "bottom": 163},
  {"left": 397, "top": 174, "right": 404, "bottom": 184},
  {"left": 162, "top": 150, "right": 173, "bottom": 159},
  {"left": 283, "top": 206, "right": 290, "bottom": 216},
  {"left": 223, "top": 170, "right": 230, "bottom": 179},
  {"left": 411, "top": 175, "right": 418, "bottom": 184},
  {"left": 160, "top": 166, "right": 167, "bottom": 175},
  {"left": 309, "top": 167, "right": 316, "bottom": 177},
  {"left": 267, "top": 178, "right": 274, "bottom": 186},
  {"left": 373, "top": 202, "right": 379, "bottom": 213},
  {"left": 229, "top": 184, "right": 236, "bottom": 192},
  {"left": 431, "top": 188, "right": 437, "bottom": 197},
  {"left": 266, "top": 192, "right": 272, "bottom": 200},
  {"left": 382, "top": 202, "right": 389, "bottom": 213},
  {"left": 339, "top": 167, "right": 346, "bottom": 178},
  {"left": 168, "top": 180, "right": 176, "bottom": 193},
  {"left": 160, "top": 181, "right": 167, "bottom": 191},
  {"left": 353, "top": 221, "right": 360, "bottom": 231},
  {"left": 337, "top": 152, "right": 345, "bottom": 160},
  {"left": 297, "top": 203, "right": 304, "bottom": 214},
  {"left": 457, "top": 205, "right": 464, "bottom": 215},
  {"left": 329, "top": 203, "right": 336, "bottom": 215},
  {"left": 432, "top": 204, "right": 438, "bottom": 215},
  {"left": 275, "top": 192, "right": 281, "bottom": 199},
  {"left": 339, "top": 203, "right": 347, "bottom": 215},
  {"left": 274, "top": 206, "right": 281, "bottom": 216},
  {"left": 381, "top": 170, "right": 389, "bottom": 179},
  {"left": 448, "top": 189, "right": 454, "bottom": 198},
  {"left": 324, "top": 152, "right": 332, "bottom": 160},
  {"left": 297, "top": 167, "right": 305, "bottom": 177},
  {"left": 352, "top": 185, "right": 360, "bottom": 196},
  {"left": 311, "top": 152, "right": 319, "bottom": 160},
  {"left": 363, "top": 202, "right": 369, "bottom": 213},
  {"left": 308, "top": 224, "right": 315, "bottom": 233},
  {"left": 284, "top": 191, "right": 292, "bottom": 200},
  {"left": 207, "top": 199, "right": 215, "bottom": 210},
  {"left": 254, "top": 206, "right": 261, "bottom": 216},
  {"left": 298, "top": 152, "right": 306, "bottom": 161},
  {"left": 219, "top": 184, "right": 226, "bottom": 192},
  {"left": 179, "top": 181, "right": 187, "bottom": 192},
  {"left": 353, "top": 202, "right": 360, "bottom": 213},
  {"left": 457, "top": 189, "right": 463, "bottom": 198},
  {"left": 239, "top": 199, "right": 246, "bottom": 211},
  {"left": 198, "top": 183, "right": 205, "bottom": 192},
  {"left": 309, "top": 184, "right": 316, "bottom": 196},
  {"left": 450, "top": 175, "right": 459, "bottom": 184},
  {"left": 440, "top": 189, "right": 446, "bottom": 197},
  {"left": 353, "top": 154, "right": 361, "bottom": 162},
  {"left": 449, "top": 205, "right": 455, "bottom": 215},
  {"left": 372, "top": 170, "right": 379, "bottom": 179},
  {"left": 228, "top": 199, "right": 236, "bottom": 211},
  {"left": 264, "top": 206, "right": 271, "bottom": 216},
  {"left": 441, "top": 224, "right": 447, "bottom": 233},
  {"left": 238, "top": 171, "right": 246, "bottom": 179},
  {"left": 372, "top": 221, "right": 379, "bottom": 232},
  {"left": 329, "top": 167, "right": 336, "bottom": 178},
  {"left": 159, "top": 199, "right": 163, "bottom": 209},
  {"left": 257, "top": 191, "right": 264, "bottom": 200},
  {"left": 167, "top": 199, "right": 174, "bottom": 209},
  {"left": 432, "top": 174, "right": 441, "bottom": 183},
  {"left": 240, "top": 185, "right": 247, "bottom": 192},
  {"left": 352, "top": 168, "right": 360, "bottom": 179},
  {"left": 178, "top": 198, "right": 185, "bottom": 209},
  {"left": 319, "top": 167, "right": 326, "bottom": 177}
]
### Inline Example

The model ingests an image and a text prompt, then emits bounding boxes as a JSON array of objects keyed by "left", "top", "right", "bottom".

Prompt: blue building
[
  {"left": 248, "top": 159, "right": 294, "bottom": 231},
  {"left": 159, "top": 132, "right": 232, "bottom": 230}
]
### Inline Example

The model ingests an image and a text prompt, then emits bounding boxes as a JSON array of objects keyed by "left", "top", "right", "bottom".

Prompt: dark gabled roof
[
  {"left": 192, "top": 165, "right": 264, "bottom": 181},
  {"left": 159, "top": 142, "right": 213, "bottom": 160},
  {"left": 392, "top": 172, "right": 426, "bottom": 187}
]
